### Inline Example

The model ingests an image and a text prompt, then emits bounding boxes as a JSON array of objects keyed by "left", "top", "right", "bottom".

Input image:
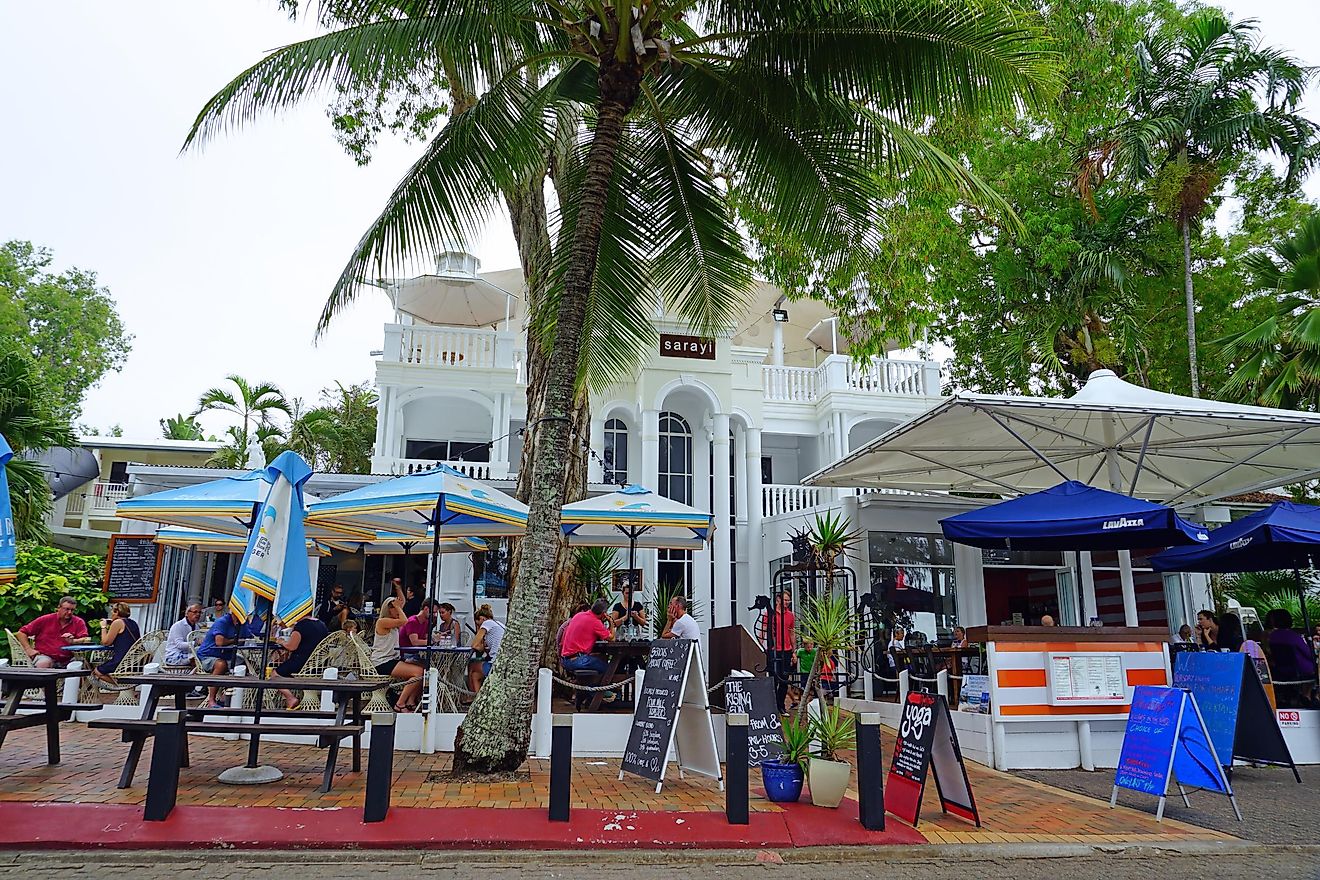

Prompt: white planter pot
[{"left": 807, "top": 757, "right": 850, "bottom": 808}]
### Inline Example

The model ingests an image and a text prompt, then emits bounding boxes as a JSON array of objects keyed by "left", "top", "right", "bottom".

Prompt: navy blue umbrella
[
  {"left": 941, "top": 481, "right": 1210, "bottom": 552},
  {"left": 1151, "top": 501, "right": 1320, "bottom": 633}
]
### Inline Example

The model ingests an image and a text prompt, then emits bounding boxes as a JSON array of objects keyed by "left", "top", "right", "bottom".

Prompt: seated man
[
  {"left": 560, "top": 599, "right": 617, "bottom": 702},
  {"left": 195, "top": 610, "right": 241, "bottom": 708},
  {"left": 274, "top": 615, "right": 330, "bottom": 709},
  {"left": 399, "top": 600, "right": 439, "bottom": 648},
  {"left": 17, "top": 596, "right": 91, "bottom": 668},
  {"left": 165, "top": 603, "right": 202, "bottom": 667}
]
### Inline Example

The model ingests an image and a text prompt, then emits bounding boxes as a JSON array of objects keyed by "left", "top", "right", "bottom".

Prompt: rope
[
  {"left": 550, "top": 673, "right": 632, "bottom": 693},
  {"left": 1271, "top": 679, "right": 1316, "bottom": 686},
  {"left": 706, "top": 674, "right": 733, "bottom": 694}
]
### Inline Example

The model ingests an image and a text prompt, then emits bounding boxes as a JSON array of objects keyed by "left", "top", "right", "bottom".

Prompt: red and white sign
[{"left": 1277, "top": 709, "right": 1301, "bottom": 728}]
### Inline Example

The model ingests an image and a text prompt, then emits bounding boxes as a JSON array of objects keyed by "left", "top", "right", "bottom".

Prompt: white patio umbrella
[
  {"left": 382, "top": 251, "right": 518, "bottom": 328},
  {"left": 807, "top": 369, "right": 1320, "bottom": 624}
]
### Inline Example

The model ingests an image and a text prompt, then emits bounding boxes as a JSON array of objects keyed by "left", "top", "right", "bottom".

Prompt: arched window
[
  {"left": 657, "top": 413, "right": 693, "bottom": 504},
  {"left": 603, "top": 418, "right": 629, "bottom": 485},
  {"left": 658, "top": 412, "right": 694, "bottom": 593}
]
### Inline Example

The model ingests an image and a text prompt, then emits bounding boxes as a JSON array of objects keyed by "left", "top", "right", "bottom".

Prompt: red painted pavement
[{"left": 0, "top": 800, "right": 925, "bottom": 850}]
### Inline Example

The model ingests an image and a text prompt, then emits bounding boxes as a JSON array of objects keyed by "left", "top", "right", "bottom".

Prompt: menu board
[
  {"left": 1112, "top": 686, "right": 1181, "bottom": 796},
  {"left": 1172, "top": 650, "right": 1295, "bottom": 776},
  {"left": 621, "top": 639, "right": 690, "bottom": 782},
  {"left": 104, "top": 534, "right": 161, "bottom": 603},
  {"left": 1047, "top": 652, "right": 1126, "bottom": 704},
  {"left": 723, "top": 677, "right": 783, "bottom": 766},
  {"left": 885, "top": 690, "right": 979, "bottom": 826}
]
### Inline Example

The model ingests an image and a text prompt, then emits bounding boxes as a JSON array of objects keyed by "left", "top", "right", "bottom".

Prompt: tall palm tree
[
  {"left": 1113, "top": 10, "right": 1316, "bottom": 396},
  {"left": 1218, "top": 212, "right": 1320, "bottom": 408},
  {"left": 0, "top": 352, "right": 75, "bottom": 540},
  {"left": 186, "top": 0, "right": 1056, "bottom": 772},
  {"left": 193, "top": 375, "right": 290, "bottom": 438}
]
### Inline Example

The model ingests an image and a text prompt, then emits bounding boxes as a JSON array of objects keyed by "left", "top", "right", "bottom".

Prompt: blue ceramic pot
[{"left": 760, "top": 759, "right": 804, "bottom": 803}]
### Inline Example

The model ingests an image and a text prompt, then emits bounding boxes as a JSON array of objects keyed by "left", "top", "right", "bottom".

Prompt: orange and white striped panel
[{"left": 987, "top": 641, "right": 1170, "bottom": 721}]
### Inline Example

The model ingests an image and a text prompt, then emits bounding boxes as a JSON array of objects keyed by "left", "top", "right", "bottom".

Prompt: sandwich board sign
[
  {"left": 1172, "top": 651, "right": 1299, "bottom": 781},
  {"left": 621, "top": 639, "right": 723, "bottom": 793},
  {"left": 884, "top": 690, "right": 979, "bottom": 826},
  {"left": 723, "top": 676, "right": 783, "bottom": 766},
  {"left": 1111, "top": 685, "right": 1241, "bottom": 821}
]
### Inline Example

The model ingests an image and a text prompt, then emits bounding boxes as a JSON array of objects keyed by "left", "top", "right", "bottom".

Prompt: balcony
[
  {"left": 381, "top": 324, "right": 526, "bottom": 383},
  {"left": 377, "top": 458, "right": 510, "bottom": 480},
  {"left": 64, "top": 481, "right": 130, "bottom": 520},
  {"left": 763, "top": 355, "right": 939, "bottom": 403},
  {"left": 762, "top": 484, "right": 825, "bottom": 517}
]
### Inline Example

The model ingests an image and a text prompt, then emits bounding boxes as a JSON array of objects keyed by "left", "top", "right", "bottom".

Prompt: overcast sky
[{"left": 1, "top": 1, "right": 1317, "bottom": 439}]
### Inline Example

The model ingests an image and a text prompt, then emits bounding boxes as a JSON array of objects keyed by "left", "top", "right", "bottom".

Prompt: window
[
  {"left": 603, "top": 418, "right": 629, "bottom": 484},
  {"left": 867, "top": 531, "right": 958, "bottom": 630},
  {"left": 658, "top": 412, "right": 694, "bottom": 592},
  {"left": 404, "top": 439, "right": 490, "bottom": 462}
]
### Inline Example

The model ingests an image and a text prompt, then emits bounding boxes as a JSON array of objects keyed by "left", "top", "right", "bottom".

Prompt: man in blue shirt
[{"left": 196, "top": 612, "right": 240, "bottom": 708}]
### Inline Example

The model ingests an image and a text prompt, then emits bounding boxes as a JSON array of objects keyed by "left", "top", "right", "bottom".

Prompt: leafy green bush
[{"left": 0, "top": 542, "right": 109, "bottom": 658}]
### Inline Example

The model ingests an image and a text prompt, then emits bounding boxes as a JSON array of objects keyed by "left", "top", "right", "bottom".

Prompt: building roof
[{"left": 79, "top": 436, "right": 222, "bottom": 453}]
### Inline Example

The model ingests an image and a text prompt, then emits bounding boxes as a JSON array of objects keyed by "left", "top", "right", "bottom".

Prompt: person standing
[
  {"left": 16, "top": 596, "right": 91, "bottom": 668},
  {"left": 757, "top": 591, "right": 796, "bottom": 713},
  {"left": 401, "top": 580, "right": 423, "bottom": 618}
]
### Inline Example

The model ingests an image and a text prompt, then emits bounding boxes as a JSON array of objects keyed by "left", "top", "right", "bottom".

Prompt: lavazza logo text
[
  {"left": 1101, "top": 517, "right": 1145, "bottom": 530},
  {"left": 1229, "top": 537, "right": 1254, "bottom": 550}
]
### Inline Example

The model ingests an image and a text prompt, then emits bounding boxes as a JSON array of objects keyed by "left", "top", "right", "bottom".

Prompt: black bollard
[
  {"left": 549, "top": 714, "right": 572, "bottom": 822},
  {"left": 144, "top": 709, "right": 186, "bottom": 822},
  {"left": 856, "top": 712, "right": 885, "bottom": 831},
  {"left": 363, "top": 712, "right": 396, "bottom": 823},
  {"left": 725, "top": 712, "right": 749, "bottom": 825}
]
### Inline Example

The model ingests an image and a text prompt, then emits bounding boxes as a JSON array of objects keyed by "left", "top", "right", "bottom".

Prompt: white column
[
  {"left": 712, "top": 413, "right": 732, "bottom": 629},
  {"left": 1080, "top": 551, "right": 1098, "bottom": 624},
  {"left": 693, "top": 417, "right": 713, "bottom": 637},
  {"left": 588, "top": 416, "right": 605, "bottom": 484},
  {"left": 1103, "top": 428, "right": 1139, "bottom": 627},
  {"left": 771, "top": 323, "right": 784, "bottom": 366},
  {"left": 743, "top": 426, "right": 764, "bottom": 628},
  {"left": 641, "top": 409, "right": 660, "bottom": 490}
]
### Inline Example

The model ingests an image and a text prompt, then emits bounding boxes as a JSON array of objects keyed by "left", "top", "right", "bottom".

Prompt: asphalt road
[
  {"left": 2, "top": 849, "right": 1317, "bottom": 880},
  {"left": 1015, "top": 765, "right": 1315, "bottom": 845}
]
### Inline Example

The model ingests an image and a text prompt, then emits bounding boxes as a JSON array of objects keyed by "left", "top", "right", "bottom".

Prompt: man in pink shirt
[
  {"left": 17, "top": 596, "right": 91, "bottom": 668},
  {"left": 560, "top": 599, "right": 615, "bottom": 677},
  {"left": 398, "top": 600, "right": 437, "bottom": 648}
]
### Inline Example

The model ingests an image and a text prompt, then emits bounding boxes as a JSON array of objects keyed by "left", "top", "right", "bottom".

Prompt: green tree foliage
[
  {"left": 0, "top": 542, "right": 109, "bottom": 658},
  {"left": 280, "top": 382, "right": 378, "bottom": 474},
  {"left": 186, "top": 0, "right": 1056, "bottom": 775},
  {"left": 160, "top": 414, "right": 206, "bottom": 441},
  {"left": 194, "top": 375, "right": 291, "bottom": 468},
  {"left": 0, "top": 353, "right": 75, "bottom": 541},
  {"left": 0, "top": 241, "right": 132, "bottom": 416}
]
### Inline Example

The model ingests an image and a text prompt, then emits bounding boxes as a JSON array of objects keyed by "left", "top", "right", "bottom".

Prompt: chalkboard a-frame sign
[
  {"left": 104, "top": 534, "right": 162, "bottom": 603},
  {"left": 620, "top": 638, "right": 722, "bottom": 793}
]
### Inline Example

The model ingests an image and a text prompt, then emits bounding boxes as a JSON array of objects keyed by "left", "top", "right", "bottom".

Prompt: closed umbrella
[
  {"left": 0, "top": 434, "right": 16, "bottom": 585},
  {"left": 1152, "top": 501, "right": 1320, "bottom": 634}
]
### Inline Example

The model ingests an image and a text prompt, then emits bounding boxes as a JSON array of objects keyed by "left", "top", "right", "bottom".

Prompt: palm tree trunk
[
  {"left": 453, "top": 60, "right": 642, "bottom": 774},
  {"left": 1182, "top": 216, "right": 1200, "bottom": 397}
]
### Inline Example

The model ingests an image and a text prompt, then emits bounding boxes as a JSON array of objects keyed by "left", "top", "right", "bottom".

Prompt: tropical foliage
[
  {"left": 160, "top": 413, "right": 205, "bottom": 441},
  {"left": 0, "top": 542, "right": 109, "bottom": 659},
  {"left": 571, "top": 546, "right": 620, "bottom": 606},
  {"left": 0, "top": 352, "right": 75, "bottom": 541},
  {"left": 809, "top": 703, "right": 857, "bottom": 762},
  {"left": 1222, "top": 569, "right": 1318, "bottom": 622},
  {"left": 0, "top": 240, "right": 132, "bottom": 417},
  {"left": 794, "top": 592, "right": 859, "bottom": 726}
]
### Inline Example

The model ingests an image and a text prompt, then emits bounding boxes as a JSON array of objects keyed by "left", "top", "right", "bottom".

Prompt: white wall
[{"left": 399, "top": 395, "right": 493, "bottom": 448}]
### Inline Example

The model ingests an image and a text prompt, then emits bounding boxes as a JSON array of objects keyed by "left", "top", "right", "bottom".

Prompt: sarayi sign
[{"left": 660, "top": 333, "right": 715, "bottom": 360}]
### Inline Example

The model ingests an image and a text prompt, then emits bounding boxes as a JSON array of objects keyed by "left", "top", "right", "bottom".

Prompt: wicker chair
[
  {"left": 343, "top": 634, "right": 410, "bottom": 713},
  {"left": 288, "top": 631, "right": 358, "bottom": 710},
  {"left": 98, "top": 629, "right": 170, "bottom": 705},
  {"left": 3, "top": 629, "right": 42, "bottom": 701}
]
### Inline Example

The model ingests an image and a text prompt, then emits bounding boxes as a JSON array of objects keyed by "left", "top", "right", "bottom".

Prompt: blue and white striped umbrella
[
  {"left": 0, "top": 434, "right": 16, "bottom": 584},
  {"left": 561, "top": 485, "right": 713, "bottom": 550},
  {"left": 228, "top": 452, "right": 316, "bottom": 627}
]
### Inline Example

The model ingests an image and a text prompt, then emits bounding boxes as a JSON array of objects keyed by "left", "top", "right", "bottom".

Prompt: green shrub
[{"left": 0, "top": 542, "right": 109, "bottom": 658}]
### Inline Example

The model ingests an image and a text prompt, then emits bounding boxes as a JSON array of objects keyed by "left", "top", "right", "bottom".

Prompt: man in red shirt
[
  {"left": 757, "top": 590, "right": 796, "bottom": 713},
  {"left": 17, "top": 596, "right": 91, "bottom": 668},
  {"left": 560, "top": 599, "right": 615, "bottom": 678}
]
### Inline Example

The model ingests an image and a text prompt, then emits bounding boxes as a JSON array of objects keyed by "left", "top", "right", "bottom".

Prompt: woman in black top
[
  {"left": 92, "top": 603, "right": 140, "bottom": 684},
  {"left": 274, "top": 616, "right": 330, "bottom": 709}
]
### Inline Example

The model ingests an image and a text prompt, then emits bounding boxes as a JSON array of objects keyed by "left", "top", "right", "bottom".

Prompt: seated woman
[
  {"left": 274, "top": 615, "right": 330, "bottom": 709},
  {"left": 467, "top": 603, "right": 506, "bottom": 694},
  {"left": 1267, "top": 609, "right": 1318, "bottom": 707},
  {"left": 369, "top": 589, "right": 424, "bottom": 712},
  {"left": 92, "top": 603, "right": 140, "bottom": 685}
]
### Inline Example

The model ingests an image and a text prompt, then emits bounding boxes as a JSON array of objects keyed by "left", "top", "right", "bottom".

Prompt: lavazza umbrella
[{"left": 808, "top": 370, "right": 1320, "bottom": 624}]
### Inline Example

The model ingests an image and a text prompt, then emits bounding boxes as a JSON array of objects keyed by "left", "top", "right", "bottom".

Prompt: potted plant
[
  {"left": 793, "top": 591, "right": 859, "bottom": 727},
  {"left": 761, "top": 715, "right": 809, "bottom": 802},
  {"left": 807, "top": 704, "right": 856, "bottom": 807}
]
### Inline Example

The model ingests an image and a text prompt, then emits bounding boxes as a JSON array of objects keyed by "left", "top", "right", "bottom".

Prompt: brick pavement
[{"left": 0, "top": 721, "right": 1229, "bottom": 847}]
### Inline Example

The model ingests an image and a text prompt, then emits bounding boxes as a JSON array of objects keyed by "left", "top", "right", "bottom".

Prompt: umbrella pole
[
  {"left": 425, "top": 500, "right": 444, "bottom": 672},
  {"left": 1296, "top": 568, "right": 1311, "bottom": 636}
]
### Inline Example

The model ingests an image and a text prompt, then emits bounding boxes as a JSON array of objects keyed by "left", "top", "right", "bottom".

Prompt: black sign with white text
[
  {"left": 724, "top": 677, "right": 783, "bottom": 766},
  {"left": 622, "top": 639, "right": 691, "bottom": 782}
]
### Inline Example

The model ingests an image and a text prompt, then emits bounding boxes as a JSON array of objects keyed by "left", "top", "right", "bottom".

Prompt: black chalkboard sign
[
  {"left": 105, "top": 534, "right": 161, "bottom": 603},
  {"left": 622, "top": 639, "right": 691, "bottom": 782},
  {"left": 885, "top": 690, "right": 979, "bottom": 826},
  {"left": 723, "top": 677, "right": 783, "bottom": 766}
]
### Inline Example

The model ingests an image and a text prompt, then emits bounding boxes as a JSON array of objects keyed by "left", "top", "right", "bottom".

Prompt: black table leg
[
  {"left": 120, "top": 685, "right": 163, "bottom": 789},
  {"left": 320, "top": 694, "right": 350, "bottom": 793},
  {"left": 0, "top": 685, "right": 21, "bottom": 749},
  {"left": 587, "top": 655, "right": 625, "bottom": 712},
  {"left": 42, "top": 682, "right": 60, "bottom": 764},
  {"left": 351, "top": 693, "right": 362, "bottom": 773},
  {"left": 174, "top": 688, "right": 191, "bottom": 768}
]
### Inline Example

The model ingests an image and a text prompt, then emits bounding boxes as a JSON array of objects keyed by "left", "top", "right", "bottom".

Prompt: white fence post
[
  {"left": 63, "top": 661, "right": 84, "bottom": 703},
  {"left": 320, "top": 667, "right": 338, "bottom": 713},
  {"left": 532, "top": 668, "right": 553, "bottom": 758}
]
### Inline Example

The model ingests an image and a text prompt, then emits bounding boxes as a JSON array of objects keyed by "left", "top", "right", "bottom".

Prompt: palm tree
[
  {"left": 186, "top": 0, "right": 1056, "bottom": 773},
  {"left": 0, "top": 352, "right": 75, "bottom": 540},
  {"left": 1113, "top": 10, "right": 1316, "bottom": 396},
  {"left": 160, "top": 413, "right": 205, "bottom": 440},
  {"left": 193, "top": 375, "right": 290, "bottom": 438},
  {"left": 1218, "top": 212, "right": 1320, "bottom": 408}
]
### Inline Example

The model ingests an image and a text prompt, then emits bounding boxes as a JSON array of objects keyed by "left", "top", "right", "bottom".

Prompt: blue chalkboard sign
[
  {"left": 1172, "top": 652, "right": 1243, "bottom": 766},
  {"left": 1112, "top": 686, "right": 1238, "bottom": 821}
]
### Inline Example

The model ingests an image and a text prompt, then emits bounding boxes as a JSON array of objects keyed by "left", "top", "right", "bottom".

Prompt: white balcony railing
[
  {"left": 762, "top": 355, "right": 938, "bottom": 403},
  {"left": 398, "top": 325, "right": 496, "bottom": 368},
  {"left": 64, "top": 481, "right": 130, "bottom": 519},
  {"left": 762, "top": 484, "right": 824, "bottom": 518},
  {"left": 382, "top": 459, "right": 508, "bottom": 480}
]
